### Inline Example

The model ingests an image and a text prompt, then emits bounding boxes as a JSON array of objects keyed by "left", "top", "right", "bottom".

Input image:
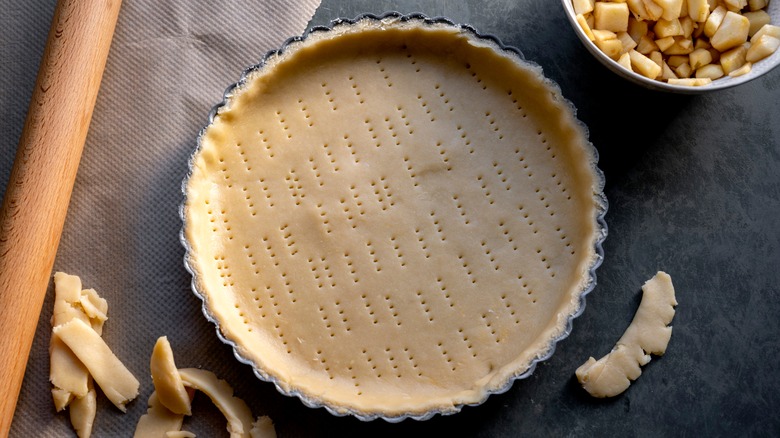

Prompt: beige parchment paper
[{"left": 2, "top": 0, "right": 321, "bottom": 435}]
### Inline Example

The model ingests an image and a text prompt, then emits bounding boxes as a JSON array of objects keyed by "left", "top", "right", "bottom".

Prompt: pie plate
[{"left": 181, "top": 12, "right": 608, "bottom": 422}]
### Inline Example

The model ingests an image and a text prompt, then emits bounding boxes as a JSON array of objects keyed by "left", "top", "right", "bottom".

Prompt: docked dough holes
[
  {"left": 49, "top": 272, "right": 139, "bottom": 438},
  {"left": 135, "top": 336, "right": 276, "bottom": 438},
  {"left": 576, "top": 271, "right": 677, "bottom": 397}
]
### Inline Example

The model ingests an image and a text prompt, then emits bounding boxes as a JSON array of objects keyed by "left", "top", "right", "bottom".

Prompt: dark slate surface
[{"left": 2, "top": 0, "right": 778, "bottom": 436}]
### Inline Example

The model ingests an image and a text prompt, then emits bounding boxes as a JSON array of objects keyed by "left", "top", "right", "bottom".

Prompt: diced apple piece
[
  {"left": 746, "top": 35, "right": 780, "bottom": 62},
  {"left": 668, "top": 77, "right": 713, "bottom": 85},
  {"left": 675, "top": 61, "right": 693, "bottom": 77},
  {"left": 618, "top": 31, "right": 639, "bottom": 53},
  {"left": 728, "top": 61, "right": 752, "bottom": 76},
  {"left": 655, "top": 18, "right": 685, "bottom": 38},
  {"left": 643, "top": 0, "right": 665, "bottom": 20},
  {"left": 637, "top": 34, "right": 661, "bottom": 54},
  {"left": 743, "top": 11, "right": 771, "bottom": 37},
  {"left": 689, "top": 48, "right": 713, "bottom": 68},
  {"left": 618, "top": 52, "right": 634, "bottom": 71},
  {"left": 748, "top": 0, "right": 769, "bottom": 11},
  {"left": 694, "top": 38, "right": 711, "bottom": 49},
  {"left": 696, "top": 63, "right": 725, "bottom": 79},
  {"left": 663, "top": 37, "right": 695, "bottom": 54},
  {"left": 594, "top": 30, "right": 624, "bottom": 59},
  {"left": 709, "top": 47, "right": 722, "bottom": 62},
  {"left": 751, "top": 24, "right": 780, "bottom": 43},
  {"left": 688, "top": 0, "right": 710, "bottom": 23},
  {"left": 593, "top": 29, "right": 617, "bottom": 40},
  {"left": 628, "top": 17, "right": 650, "bottom": 42},
  {"left": 710, "top": 0, "right": 721, "bottom": 12},
  {"left": 629, "top": 49, "right": 663, "bottom": 78},
  {"left": 656, "top": 36, "right": 677, "bottom": 51},
  {"left": 710, "top": 12, "right": 750, "bottom": 51},
  {"left": 599, "top": 39, "right": 625, "bottom": 59},
  {"left": 693, "top": 22, "right": 706, "bottom": 38},
  {"left": 650, "top": 50, "right": 665, "bottom": 68},
  {"left": 627, "top": 0, "right": 652, "bottom": 20},
  {"left": 723, "top": 0, "right": 747, "bottom": 12},
  {"left": 577, "top": 14, "right": 596, "bottom": 41},
  {"left": 667, "top": 55, "right": 690, "bottom": 67},
  {"left": 704, "top": 6, "right": 728, "bottom": 38},
  {"left": 574, "top": 0, "right": 595, "bottom": 15},
  {"left": 707, "top": 49, "right": 720, "bottom": 63},
  {"left": 595, "top": 2, "right": 630, "bottom": 32},
  {"left": 680, "top": 16, "right": 695, "bottom": 38},
  {"left": 661, "top": 61, "right": 678, "bottom": 79},
  {"left": 656, "top": 0, "right": 684, "bottom": 20},
  {"left": 576, "top": 0, "right": 775, "bottom": 85},
  {"left": 720, "top": 44, "right": 748, "bottom": 73}
]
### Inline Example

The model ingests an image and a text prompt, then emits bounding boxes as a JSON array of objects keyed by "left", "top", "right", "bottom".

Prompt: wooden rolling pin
[{"left": 0, "top": 0, "right": 121, "bottom": 434}]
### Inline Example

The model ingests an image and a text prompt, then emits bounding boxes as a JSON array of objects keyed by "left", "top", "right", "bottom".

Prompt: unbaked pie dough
[{"left": 184, "top": 16, "right": 604, "bottom": 418}]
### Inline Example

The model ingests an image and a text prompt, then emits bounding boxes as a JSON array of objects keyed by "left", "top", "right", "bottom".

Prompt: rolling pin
[{"left": 0, "top": 0, "right": 122, "bottom": 434}]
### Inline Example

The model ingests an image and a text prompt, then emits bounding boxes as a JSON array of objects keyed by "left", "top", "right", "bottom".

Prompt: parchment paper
[{"left": 2, "top": 0, "right": 321, "bottom": 435}]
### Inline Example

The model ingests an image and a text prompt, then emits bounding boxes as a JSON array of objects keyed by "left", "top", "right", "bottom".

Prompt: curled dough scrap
[
  {"left": 151, "top": 336, "right": 192, "bottom": 415},
  {"left": 53, "top": 318, "right": 140, "bottom": 411},
  {"left": 177, "top": 368, "right": 255, "bottom": 438},
  {"left": 69, "top": 381, "right": 96, "bottom": 438},
  {"left": 50, "top": 272, "right": 92, "bottom": 406},
  {"left": 133, "top": 392, "right": 186, "bottom": 438},
  {"left": 576, "top": 271, "right": 677, "bottom": 397},
  {"left": 250, "top": 416, "right": 277, "bottom": 438},
  {"left": 50, "top": 272, "right": 126, "bottom": 438},
  {"left": 135, "top": 337, "right": 276, "bottom": 437}
]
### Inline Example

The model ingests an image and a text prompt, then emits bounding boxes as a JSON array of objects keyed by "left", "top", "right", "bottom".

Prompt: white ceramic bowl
[{"left": 561, "top": 0, "right": 780, "bottom": 93}]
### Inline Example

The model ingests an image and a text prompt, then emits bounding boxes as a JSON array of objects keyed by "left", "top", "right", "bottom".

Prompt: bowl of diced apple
[{"left": 562, "top": 0, "right": 780, "bottom": 93}]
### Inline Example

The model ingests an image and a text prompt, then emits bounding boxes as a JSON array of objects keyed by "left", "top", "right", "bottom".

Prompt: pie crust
[{"left": 183, "top": 14, "right": 606, "bottom": 420}]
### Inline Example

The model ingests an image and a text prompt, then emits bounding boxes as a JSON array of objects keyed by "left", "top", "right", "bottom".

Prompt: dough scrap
[
  {"left": 250, "top": 416, "right": 276, "bottom": 438},
  {"left": 51, "top": 272, "right": 84, "bottom": 323},
  {"left": 136, "top": 340, "right": 277, "bottom": 438},
  {"left": 79, "top": 288, "right": 108, "bottom": 324},
  {"left": 50, "top": 273, "right": 92, "bottom": 403},
  {"left": 50, "top": 273, "right": 110, "bottom": 409},
  {"left": 166, "top": 432, "right": 196, "bottom": 438},
  {"left": 50, "top": 272, "right": 132, "bottom": 437},
  {"left": 178, "top": 368, "right": 255, "bottom": 438},
  {"left": 50, "top": 335, "right": 89, "bottom": 409},
  {"left": 576, "top": 271, "right": 677, "bottom": 397},
  {"left": 51, "top": 388, "right": 74, "bottom": 412},
  {"left": 151, "top": 337, "right": 192, "bottom": 415},
  {"left": 133, "top": 392, "right": 186, "bottom": 438},
  {"left": 53, "top": 318, "right": 140, "bottom": 411},
  {"left": 69, "top": 381, "right": 97, "bottom": 438}
]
